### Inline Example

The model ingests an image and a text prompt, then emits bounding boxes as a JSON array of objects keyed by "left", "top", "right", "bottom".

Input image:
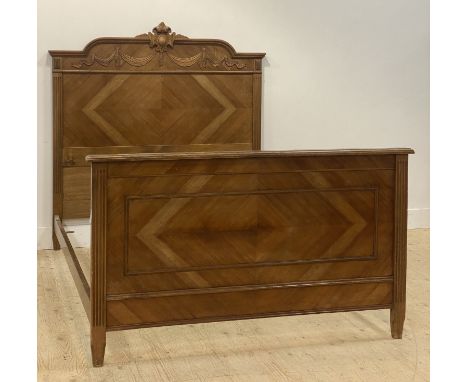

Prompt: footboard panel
[
  {"left": 106, "top": 281, "right": 392, "bottom": 329},
  {"left": 87, "top": 149, "right": 411, "bottom": 331}
]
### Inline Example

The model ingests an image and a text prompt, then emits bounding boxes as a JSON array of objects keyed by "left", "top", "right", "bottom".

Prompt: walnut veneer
[
  {"left": 50, "top": 22, "right": 264, "bottom": 222},
  {"left": 49, "top": 22, "right": 413, "bottom": 367},
  {"left": 83, "top": 149, "right": 412, "bottom": 366}
]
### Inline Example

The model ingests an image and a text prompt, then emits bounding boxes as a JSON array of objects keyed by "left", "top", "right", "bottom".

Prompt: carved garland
[{"left": 72, "top": 22, "right": 246, "bottom": 70}]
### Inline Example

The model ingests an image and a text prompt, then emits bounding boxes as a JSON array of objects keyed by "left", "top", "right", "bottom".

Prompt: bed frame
[{"left": 49, "top": 22, "right": 414, "bottom": 367}]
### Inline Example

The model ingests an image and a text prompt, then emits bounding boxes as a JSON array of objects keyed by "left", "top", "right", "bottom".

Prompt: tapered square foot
[
  {"left": 91, "top": 327, "right": 106, "bottom": 367},
  {"left": 52, "top": 232, "right": 60, "bottom": 251},
  {"left": 390, "top": 307, "right": 405, "bottom": 339}
]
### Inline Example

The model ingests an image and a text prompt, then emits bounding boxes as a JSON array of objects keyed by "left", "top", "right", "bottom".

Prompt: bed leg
[
  {"left": 390, "top": 304, "right": 405, "bottom": 339},
  {"left": 391, "top": 155, "right": 408, "bottom": 340},
  {"left": 91, "top": 326, "right": 106, "bottom": 367},
  {"left": 52, "top": 230, "right": 60, "bottom": 251}
]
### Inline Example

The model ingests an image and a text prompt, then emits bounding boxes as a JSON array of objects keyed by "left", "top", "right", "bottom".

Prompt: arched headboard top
[
  {"left": 50, "top": 22, "right": 265, "bottom": 219},
  {"left": 49, "top": 21, "right": 265, "bottom": 72}
]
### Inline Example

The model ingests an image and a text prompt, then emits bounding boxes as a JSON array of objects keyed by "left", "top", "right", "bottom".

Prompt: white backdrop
[{"left": 37, "top": 0, "right": 429, "bottom": 249}]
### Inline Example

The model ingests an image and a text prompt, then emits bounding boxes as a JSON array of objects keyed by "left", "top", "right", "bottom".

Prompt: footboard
[{"left": 87, "top": 148, "right": 413, "bottom": 366}]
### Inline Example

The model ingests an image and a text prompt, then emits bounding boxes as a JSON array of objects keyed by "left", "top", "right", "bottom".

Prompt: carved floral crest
[
  {"left": 148, "top": 22, "right": 176, "bottom": 53},
  {"left": 71, "top": 22, "right": 246, "bottom": 70}
]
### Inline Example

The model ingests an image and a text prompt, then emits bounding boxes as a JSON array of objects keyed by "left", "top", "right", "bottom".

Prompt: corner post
[
  {"left": 252, "top": 58, "right": 262, "bottom": 150},
  {"left": 52, "top": 58, "right": 63, "bottom": 250},
  {"left": 90, "top": 162, "right": 108, "bottom": 366},
  {"left": 391, "top": 154, "right": 408, "bottom": 338}
]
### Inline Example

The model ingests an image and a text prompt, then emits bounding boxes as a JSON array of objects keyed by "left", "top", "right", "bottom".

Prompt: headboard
[{"left": 49, "top": 22, "right": 265, "bottom": 219}]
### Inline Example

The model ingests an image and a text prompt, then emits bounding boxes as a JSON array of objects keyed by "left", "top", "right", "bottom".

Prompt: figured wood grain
[
  {"left": 105, "top": 159, "right": 396, "bottom": 296},
  {"left": 51, "top": 24, "right": 264, "bottom": 221},
  {"left": 63, "top": 167, "right": 90, "bottom": 200},
  {"left": 73, "top": 246, "right": 395, "bottom": 297},
  {"left": 63, "top": 200, "right": 90, "bottom": 219},
  {"left": 107, "top": 282, "right": 393, "bottom": 329},
  {"left": 104, "top": 154, "right": 400, "bottom": 181},
  {"left": 60, "top": 149, "right": 411, "bottom": 367},
  {"left": 107, "top": 276, "right": 393, "bottom": 300},
  {"left": 53, "top": 148, "right": 413, "bottom": 366},
  {"left": 62, "top": 167, "right": 91, "bottom": 218},
  {"left": 62, "top": 74, "right": 254, "bottom": 148},
  {"left": 37, "top": 230, "right": 429, "bottom": 381},
  {"left": 62, "top": 144, "right": 253, "bottom": 216},
  {"left": 125, "top": 188, "right": 378, "bottom": 274},
  {"left": 48, "top": 22, "right": 415, "bottom": 369},
  {"left": 94, "top": 151, "right": 407, "bottom": 350}
]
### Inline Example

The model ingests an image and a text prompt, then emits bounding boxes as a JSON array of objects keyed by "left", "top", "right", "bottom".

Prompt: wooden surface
[
  {"left": 99, "top": 154, "right": 399, "bottom": 331},
  {"left": 53, "top": 216, "right": 90, "bottom": 320},
  {"left": 87, "top": 148, "right": 415, "bottom": 162},
  {"left": 79, "top": 151, "right": 411, "bottom": 365},
  {"left": 50, "top": 21, "right": 265, "bottom": 221},
  {"left": 90, "top": 164, "right": 108, "bottom": 366},
  {"left": 391, "top": 155, "right": 409, "bottom": 339},
  {"left": 37, "top": 229, "right": 429, "bottom": 381}
]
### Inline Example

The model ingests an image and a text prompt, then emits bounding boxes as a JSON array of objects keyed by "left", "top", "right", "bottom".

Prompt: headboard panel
[{"left": 50, "top": 22, "right": 265, "bottom": 219}]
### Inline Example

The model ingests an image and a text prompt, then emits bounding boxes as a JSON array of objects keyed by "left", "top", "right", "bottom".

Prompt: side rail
[{"left": 53, "top": 215, "right": 91, "bottom": 320}]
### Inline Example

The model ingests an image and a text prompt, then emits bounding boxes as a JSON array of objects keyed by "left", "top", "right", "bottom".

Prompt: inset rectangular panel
[
  {"left": 125, "top": 188, "right": 378, "bottom": 274},
  {"left": 107, "top": 282, "right": 393, "bottom": 329},
  {"left": 63, "top": 74, "right": 253, "bottom": 147}
]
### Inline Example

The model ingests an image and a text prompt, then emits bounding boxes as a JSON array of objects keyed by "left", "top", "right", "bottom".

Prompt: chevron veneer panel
[
  {"left": 125, "top": 189, "right": 378, "bottom": 273},
  {"left": 50, "top": 22, "right": 264, "bottom": 221},
  {"left": 51, "top": 22, "right": 414, "bottom": 367},
  {"left": 85, "top": 152, "right": 402, "bottom": 298},
  {"left": 60, "top": 73, "right": 255, "bottom": 218},
  {"left": 100, "top": 161, "right": 394, "bottom": 294},
  {"left": 84, "top": 148, "right": 413, "bottom": 366},
  {"left": 62, "top": 74, "right": 254, "bottom": 148}
]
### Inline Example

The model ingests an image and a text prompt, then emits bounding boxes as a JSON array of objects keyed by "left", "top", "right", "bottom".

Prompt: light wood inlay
[
  {"left": 38, "top": 230, "right": 429, "bottom": 381},
  {"left": 191, "top": 75, "right": 236, "bottom": 143},
  {"left": 48, "top": 22, "right": 414, "bottom": 369},
  {"left": 82, "top": 75, "right": 132, "bottom": 146},
  {"left": 50, "top": 23, "right": 264, "bottom": 220},
  {"left": 102, "top": 155, "right": 397, "bottom": 296},
  {"left": 125, "top": 188, "right": 377, "bottom": 274},
  {"left": 95, "top": 151, "right": 403, "bottom": 340}
]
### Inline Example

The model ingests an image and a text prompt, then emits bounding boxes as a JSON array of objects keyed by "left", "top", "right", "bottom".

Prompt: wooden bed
[{"left": 49, "top": 22, "right": 414, "bottom": 367}]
